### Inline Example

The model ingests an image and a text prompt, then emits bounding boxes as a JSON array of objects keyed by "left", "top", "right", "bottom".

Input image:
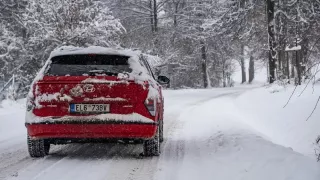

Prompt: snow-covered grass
[{"left": 235, "top": 83, "right": 320, "bottom": 157}]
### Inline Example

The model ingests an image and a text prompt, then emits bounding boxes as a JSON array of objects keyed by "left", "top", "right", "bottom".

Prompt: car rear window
[{"left": 46, "top": 55, "right": 131, "bottom": 76}]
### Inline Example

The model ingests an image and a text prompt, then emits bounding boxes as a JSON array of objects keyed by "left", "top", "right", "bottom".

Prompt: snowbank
[
  {"left": 158, "top": 90, "right": 320, "bottom": 180},
  {"left": 0, "top": 99, "right": 25, "bottom": 114},
  {"left": 0, "top": 99, "right": 26, "bottom": 142},
  {"left": 235, "top": 83, "right": 320, "bottom": 157}
]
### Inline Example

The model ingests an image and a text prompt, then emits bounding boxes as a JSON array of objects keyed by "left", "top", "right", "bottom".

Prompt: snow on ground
[
  {"left": 0, "top": 99, "right": 26, "bottom": 142},
  {"left": 235, "top": 83, "right": 320, "bottom": 157},
  {"left": 157, "top": 93, "right": 320, "bottom": 180},
  {"left": 0, "top": 87, "right": 320, "bottom": 180}
]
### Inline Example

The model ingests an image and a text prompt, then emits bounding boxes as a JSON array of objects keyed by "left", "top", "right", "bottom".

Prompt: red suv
[{"left": 25, "top": 46, "right": 170, "bottom": 157}]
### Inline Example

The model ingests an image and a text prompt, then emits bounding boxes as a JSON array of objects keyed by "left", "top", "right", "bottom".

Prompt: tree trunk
[
  {"left": 279, "top": 51, "right": 285, "bottom": 73},
  {"left": 301, "top": 40, "right": 308, "bottom": 77},
  {"left": 240, "top": 0, "right": 247, "bottom": 84},
  {"left": 174, "top": 2, "right": 178, "bottom": 27},
  {"left": 267, "top": 0, "right": 277, "bottom": 83},
  {"left": 291, "top": 57, "right": 295, "bottom": 78},
  {"left": 240, "top": 44, "right": 246, "bottom": 84},
  {"left": 248, "top": 55, "right": 255, "bottom": 83},
  {"left": 150, "top": 0, "right": 154, "bottom": 32},
  {"left": 286, "top": 52, "right": 290, "bottom": 82},
  {"left": 200, "top": 40, "right": 208, "bottom": 88},
  {"left": 277, "top": 0, "right": 286, "bottom": 79},
  {"left": 296, "top": 50, "right": 302, "bottom": 85},
  {"left": 294, "top": 1, "right": 301, "bottom": 85},
  {"left": 153, "top": 0, "right": 158, "bottom": 32},
  {"left": 222, "top": 62, "right": 226, "bottom": 87}
]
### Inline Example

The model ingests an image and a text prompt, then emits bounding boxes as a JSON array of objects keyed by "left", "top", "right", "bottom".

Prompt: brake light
[{"left": 145, "top": 98, "right": 156, "bottom": 116}]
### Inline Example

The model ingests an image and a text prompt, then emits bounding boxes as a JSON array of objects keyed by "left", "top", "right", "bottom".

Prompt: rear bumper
[{"left": 26, "top": 120, "right": 158, "bottom": 140}]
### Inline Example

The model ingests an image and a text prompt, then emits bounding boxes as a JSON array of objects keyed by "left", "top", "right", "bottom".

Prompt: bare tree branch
[{"left": 306, "top": 96, "right": 320, "bottom": 121}]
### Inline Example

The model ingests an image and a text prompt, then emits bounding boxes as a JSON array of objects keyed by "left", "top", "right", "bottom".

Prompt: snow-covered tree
[
  {"left": 23, "top": 0, "right": 124, "bottom": 56},
  {"left": 0, "top": 0, "right": 125, "bottom": 97},
  {"left": 0, "top": 23, "right": 25, "bottom": 82},
  {"left": 15, "top": 0, "right": 124, "bottom": 88},
  {"left": 274, "top": 0, "right": 320, "bottom": 84}
]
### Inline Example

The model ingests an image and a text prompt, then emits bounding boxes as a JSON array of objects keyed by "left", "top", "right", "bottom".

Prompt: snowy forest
[
  {"left": 1, "top": 0, "right": 320, "bottom": 97},
  {"left": 2, "top": 1, "right": 320, "bottom": 178}
]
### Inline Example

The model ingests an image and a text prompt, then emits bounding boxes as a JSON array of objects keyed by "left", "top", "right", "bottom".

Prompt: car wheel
[
  {"left": 159, "top": 120, "right": 164, "bottom": 143},
  {"left": 143, "top": 127, "right": 160, "bottom": 156},
  {"left": 27, "top": 136, "right": 50, "bottom": 158}
]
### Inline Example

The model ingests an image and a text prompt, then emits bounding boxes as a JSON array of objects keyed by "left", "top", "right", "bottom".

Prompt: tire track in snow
[
  {"left": 92, "top": 91, "right": 224, "bottom": 180},
  {"left": 28, "top": 144, "right": 93, "bottom": 180},
  {"left": 11, "top": 143, "right": 128, "bottom": 180},
  {"left": 98, "top": 113, "right": 182, "bottom": 180},
  {"left": 0, "top": 93, "right": 240, "bottom": 179},
  {"left": 154, "top": 92, "right": 237, "bottom": 180},
  {"left": 0, "top": 89, "right": 249, "bottom": 180},
  {"left": 3, "top": 144, "right": 86, "bottom": 180}
]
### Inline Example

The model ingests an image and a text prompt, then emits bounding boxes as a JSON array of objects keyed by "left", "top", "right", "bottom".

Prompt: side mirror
[{"left": 157, "top": 76, "right": 170, "bottom": 85}]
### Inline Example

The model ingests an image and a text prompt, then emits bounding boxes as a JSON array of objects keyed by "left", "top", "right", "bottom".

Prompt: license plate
[{"left": 70, "top": 104, "right": 110, "bottom": 113}]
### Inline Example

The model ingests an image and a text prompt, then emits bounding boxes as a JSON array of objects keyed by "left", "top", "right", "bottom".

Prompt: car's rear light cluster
[{"left": 144, "top": 99, "right": 156, "bottom": 116}]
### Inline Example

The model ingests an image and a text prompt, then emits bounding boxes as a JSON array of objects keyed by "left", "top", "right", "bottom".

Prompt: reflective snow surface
[{"left": 0, "top": 87, "right": 319, "bottom": 180}]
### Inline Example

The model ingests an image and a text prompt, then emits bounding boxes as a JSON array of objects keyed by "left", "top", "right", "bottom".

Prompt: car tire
[
  {"left": 27, "top": 136, "right": 50, "bottom": 158},
  {"left": 143, "top": 127, "right": 160, "bottom": 156},
  {"left": 159, "top": 120, "right": 164, "bottom": 143}
]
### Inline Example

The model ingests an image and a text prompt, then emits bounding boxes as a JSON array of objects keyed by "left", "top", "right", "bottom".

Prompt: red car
[{"left": 25, "top": 46, "right": 170, "bottom": 157}]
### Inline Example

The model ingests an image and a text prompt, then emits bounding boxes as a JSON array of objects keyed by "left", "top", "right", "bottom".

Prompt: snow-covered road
[{"left": 0, "top": 88, "right": 319, "bottom": 180}]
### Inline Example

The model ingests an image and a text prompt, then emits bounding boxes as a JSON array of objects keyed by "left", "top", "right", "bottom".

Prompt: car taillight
[{"left": 145, "top": 98, "right": 156, "bottom": 116}]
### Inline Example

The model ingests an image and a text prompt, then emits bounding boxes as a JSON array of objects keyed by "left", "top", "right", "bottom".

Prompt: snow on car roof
[
  {"left": 50, "top": 46, "right": 141, "bottom": 58},
  {"left": 50, "top": 46, "right": 165, "bottom": 68}
]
